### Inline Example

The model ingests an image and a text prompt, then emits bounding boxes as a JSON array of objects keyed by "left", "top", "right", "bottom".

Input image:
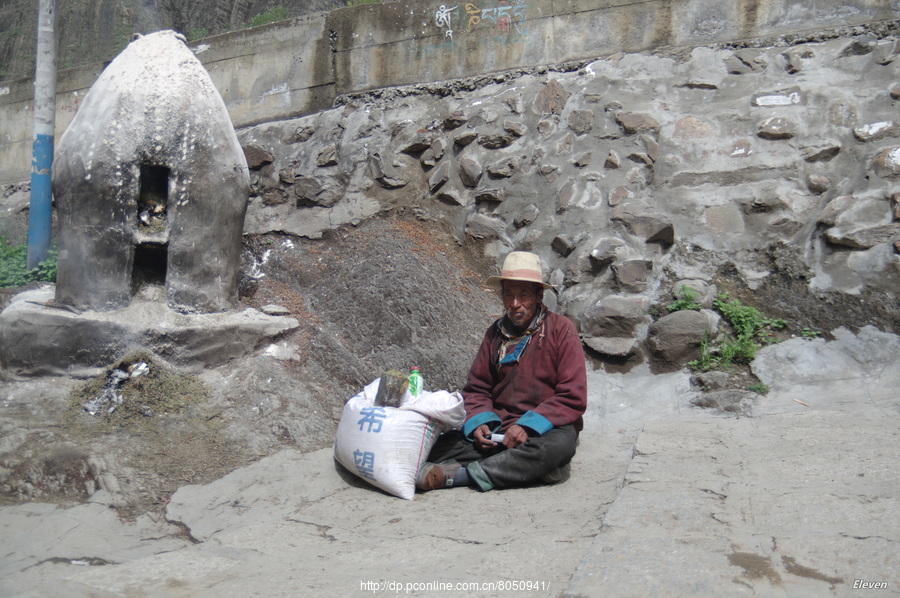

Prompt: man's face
[{"left": 501, "top": 280, "right": 541, "bottom": 331}]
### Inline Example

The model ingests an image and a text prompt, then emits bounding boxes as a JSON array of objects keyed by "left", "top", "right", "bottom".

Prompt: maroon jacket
[{"left": 461, "top": 310, "right": 587, "bottom": 438}]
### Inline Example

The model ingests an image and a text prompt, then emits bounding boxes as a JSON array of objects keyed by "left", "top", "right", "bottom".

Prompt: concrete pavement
[{"left": 1, "top": 326, "right": 897, "bottom": 597}]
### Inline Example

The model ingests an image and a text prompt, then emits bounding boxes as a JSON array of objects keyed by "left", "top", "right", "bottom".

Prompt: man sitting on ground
[{"left": 417, "top": 251, "right": 587, "bottom": 492}]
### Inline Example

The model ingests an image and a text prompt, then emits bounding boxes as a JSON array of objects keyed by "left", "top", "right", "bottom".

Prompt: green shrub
[
  {"left": 188, "top": 27, "right": 209, "bottom": 41},
  {"left": 667, "top": 285, "right": 702, "bottom": 312},
  {"left": 689, "top": 292, "right": 787, "bottom": 372},
  {"left": 0, "top": 237, "right": 58, "bottom": 287},
  {"left": 689, "top": 332, "right": 713, "bottom": 371},
  {"left": 249, "top": 6, "right": 290, "bottom": 28},
  {"left": 746, "top": 382, "right": 770, "bottom": 395}
]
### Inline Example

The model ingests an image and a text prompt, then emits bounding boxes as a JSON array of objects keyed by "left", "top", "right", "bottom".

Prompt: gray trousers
[{"left": 426, "top": 425, "right": 578, "bottom": 491}]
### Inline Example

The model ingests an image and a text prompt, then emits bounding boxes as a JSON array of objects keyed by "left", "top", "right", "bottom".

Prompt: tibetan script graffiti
[
  {"left": 433, "top": 0, "right": 528, "bottom": 41},
  {"left": 435, "top": 4, "right": 459, "bottom": 39},
  {"left": 465, "top": 0, "right": 528, "bottom": 34}
]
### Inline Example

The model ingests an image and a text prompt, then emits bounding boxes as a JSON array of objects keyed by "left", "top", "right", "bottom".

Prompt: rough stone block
[
  {"left": 806, "top": 174, "right": 831, "bottom": 194},
  {"left": 458, "top": 156, "right": 482, "bottom": 188},
  {"left": 503, "top": 120, "right": 526, "bottom": 137},
  {"left": 605, "top": 150, "right": 621, "bottom": 169},
  {"left": 316, "top": 144, "right": 339, "bottom": 167},
  {"left": 751, "top": 87, "right": 804, "bottom": 107},
  {"left": 568, "top": 110, "right": 594, "bottom": 135},
  {"left": 428, "top": 161, "right": 450, "bottom": 193},
  {"left": 873, "top": 147, "right": 900, "bottom": 178},
  {"left": 646, "top": 310, "right": 713, "bottom": 373},
  {"left": 556, "top": 180, "right": 577, "bottom": 214},
  {"left": 583, "top": 336, "right": 636, "bottom": 357},
  {"left": 725, "top": 49, "right": 767, "bottom": 74},
  {"left": 454, "top": 131, "right": 477, "bottom": 147},
  {"left": 540, "top": 165, "right": 561, "bottom": 183},
  {"left": 615, "top": 112, "right": 660, "bottom": 134},
  {"left": 552, "top": 234, "right": 576, "bottom": 257},
  {"left": 589, "top": 238, "right": 626, "bottom": 269},
  {"left": 564, "top": 250, "right": 596, "bottom": 285},
  {"left": 400, "top": 132, "right": 434, "bottom": 154},
  {"left": 612, "top": 259, "right": 653, "bottom": 290},
  {"left": 533, "top": 79, "right": 571, "bottom": 116},
  {"left": 478, "top": 133, "right": 515, "bottom": 149},
  {"left": 465, "top": 212, "right": 506, "bottom": 241},
  {"left": 444, "top": 111, "right": 467, "bottom": 129},
  {"left": 573, "top": 152, "right": 592, "bottom": 168},
  {"left": 612, "top": 203, "right": 675, "bottom": 246},
  {"left": 474, "top": 188, "right": 505, "bottom": 204},
  {"left": 757, "top": 117, "right": 797, "bottom": 140},
  {"left": 822, "top": 224, "right": 900, "bottom": 249},
  {"left": 244, "top": 145, "right": 274, "bottom": 169},
  {"left": 581, "top": 295, "right": 650, "bottom": 338},
  {"left": 514, "top": 204, "right": 540, "bottom": 228},
  {"left": 690, "top": 389, "right": 756, "bottom": 415},
  {"left": 487, "top": 158, "right": 517, "bottom": 178},
  {"left": 853, "top": 121, "right": 900, "bottom": 143}
]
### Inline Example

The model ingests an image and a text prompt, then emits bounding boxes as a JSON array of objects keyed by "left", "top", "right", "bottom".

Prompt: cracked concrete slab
[{"left": 1, "top": 328, "right": 897, "bottom": 597}]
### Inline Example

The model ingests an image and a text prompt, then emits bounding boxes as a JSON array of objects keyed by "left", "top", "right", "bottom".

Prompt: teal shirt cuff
[
  {"left": 463, "top": 412, "right": 501, "bottom": 440},
  {"left": 517, "top": 411, "right": 553, "bottom": 436}
]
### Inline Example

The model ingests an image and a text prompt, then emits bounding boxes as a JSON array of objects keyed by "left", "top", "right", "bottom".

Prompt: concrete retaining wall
[{"left": 1, "top": 0, "right": 897, "bottom": 185}]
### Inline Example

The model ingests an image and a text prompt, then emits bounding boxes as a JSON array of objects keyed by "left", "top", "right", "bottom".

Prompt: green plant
[
  {"left": 688, "top": 332, "right": 714, "bottom": 371},
  {"left": 720, "top": 334, "right": 758, "bottom": 365},
  {"left": 188, "top": 27, "right": 209, "bottom": 41},
  {"left": 714, "top": 292, "right": 771, "bottom": 337},
  {"left": 746, "top": 382, "right": 770, "bottom": 395},
  {"left": 667, "top": 285, "right": 702, "bottom": 312},
  {"left": 801, "top": 327, "right": 822, "bottom": 338},
  {"left": 249, "top": 5, "right": 290, "bottom": 28},
  {"left": 345, "top": 0, "right": 386, "bottom": 6},
  {"left": 0, "top": 237, "right": 58, "bottom": 287},
  {"left": 689, "top": 292, "right": 788, "bottom": 373}
]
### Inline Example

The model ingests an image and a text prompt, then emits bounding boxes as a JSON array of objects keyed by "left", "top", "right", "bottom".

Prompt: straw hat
[{"left": 486, "top": 251, "right": 554, "bottom": 290}]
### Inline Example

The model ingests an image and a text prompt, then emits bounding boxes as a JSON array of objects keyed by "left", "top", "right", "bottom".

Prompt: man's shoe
[
  {"left": 540, "top": 462, "right": 571, "bottom": 485},
  {"left": 416, "top": 462, "right": 462, "bottom": 491}
]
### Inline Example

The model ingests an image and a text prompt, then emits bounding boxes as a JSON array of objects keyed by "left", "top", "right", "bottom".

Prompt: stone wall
[
  {"left": 236, "top": 31, "right": 900, "bottom": 366},
  {"left": 2, "top": 0, "right": 898, "bottom": 185}
]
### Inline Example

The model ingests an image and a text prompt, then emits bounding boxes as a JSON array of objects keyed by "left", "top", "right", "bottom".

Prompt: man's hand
[
  {"left": 503, "top": 424, "right": 529, "bottom": 448},
  {"left": 474, "top": 424, "right": 496, "bottom": 450}
]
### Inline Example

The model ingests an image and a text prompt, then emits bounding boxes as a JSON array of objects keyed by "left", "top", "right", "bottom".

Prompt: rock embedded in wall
[
  {"left": 757, "top": 117, "right": 798, "bottom": 140},
  {"left": 614, "top": 112, "right": 660, "bottom": 135},
  {"left": 853, "top": 121, "right": 900, "bottom": 143},
  {"left": 612, "top": 259, "right": 653, "bottom": 291},
  {"left": 533, "top": 79, "right": 571, "bottom": 116},
  {"left": 244, "top": 146, "right": 275, "bottom": 169},
  {"left": 568, "top": 110, "right": 594, "bottom": 135},
  {"left": 725, "top": 49, "right": 768, "bottom": 74},
  {"left": 611, "top": 202, "right": 675, "bottom": 246},
  {"left": 514, "top": 204, "right": 539, "bottom": 228},
  {"left": 458, "top": 156, "right": 483, "bottom": 187},
  {"left": 800, "top": 142, "right": 841, "bottom": 162},
  {"left": 822, "top": 224, "right": 900, "bottom": 249},
  {"left": 873, "top": 147, "right": 900, "bottom": 178},
  {"left": 646, "top": 310, "right": 714, "bottom": 373}
]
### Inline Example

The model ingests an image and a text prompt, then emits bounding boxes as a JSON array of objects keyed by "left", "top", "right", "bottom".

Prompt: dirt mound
[{"left": 241, "top": 215, "right": 499, "bottom": 399}]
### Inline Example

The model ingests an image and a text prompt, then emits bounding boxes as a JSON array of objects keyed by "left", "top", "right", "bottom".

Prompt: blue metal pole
[{"left": 26, "top": 0, "right": 58, "bottom": 270}]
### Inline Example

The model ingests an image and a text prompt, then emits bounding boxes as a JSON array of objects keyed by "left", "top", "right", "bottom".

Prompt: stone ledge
[{"left": 0, "top": 287, "right": 299, "bottom": 378}]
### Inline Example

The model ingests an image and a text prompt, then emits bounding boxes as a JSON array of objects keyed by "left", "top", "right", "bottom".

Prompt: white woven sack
[{"left": 333, "top": 379, "right": 464, "bottom": 500}]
